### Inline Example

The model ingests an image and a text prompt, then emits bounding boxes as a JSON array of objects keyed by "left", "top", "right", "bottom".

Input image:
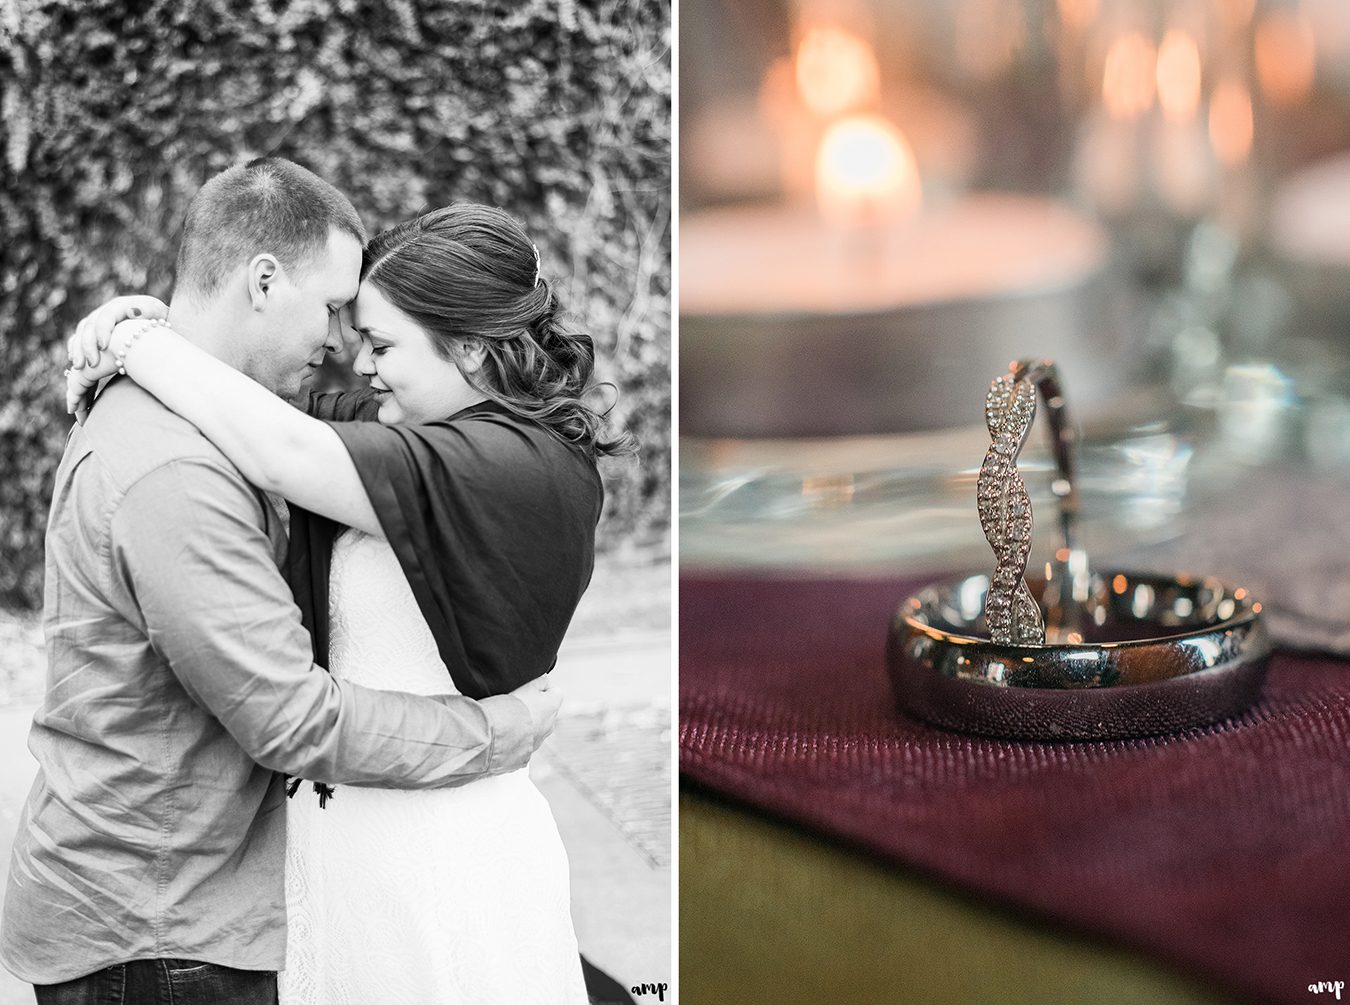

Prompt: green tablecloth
[{"left": 679, "top": 789, "right": 1245, "bottom": 1005}]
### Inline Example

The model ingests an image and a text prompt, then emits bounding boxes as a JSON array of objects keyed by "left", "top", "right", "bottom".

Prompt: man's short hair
[{"left": 174, "top": 158, "right": 366, "bottom": 298}]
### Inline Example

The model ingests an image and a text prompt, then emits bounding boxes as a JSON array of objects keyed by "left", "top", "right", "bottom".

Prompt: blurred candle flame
[
  {"left": 815, "top": 114, "right": 922, "bottom": 226},
  {"left": 1102, "top": 31, "right": 1157, "bottom": 120},
  {"left": 1209, "top": 77, "right": 1253, "bottom": 167},
  {"left": 1255, "top": 8, "right": 1316, "bottom": 107},
  {"left": 794, "top": 26, "right": 880, "bottom": 117},
  {"left": 1156, "top": 29, "right": 1202, "bottom": 123}
]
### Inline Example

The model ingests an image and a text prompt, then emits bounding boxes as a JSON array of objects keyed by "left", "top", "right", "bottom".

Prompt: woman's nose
[{"left": 352, "top": 342, "right": 375, "bottom": 376}]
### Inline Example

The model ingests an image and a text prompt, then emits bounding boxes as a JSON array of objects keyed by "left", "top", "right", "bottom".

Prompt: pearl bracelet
[{"left": 115, "top": 317, "right": 170, "bottom": 375}]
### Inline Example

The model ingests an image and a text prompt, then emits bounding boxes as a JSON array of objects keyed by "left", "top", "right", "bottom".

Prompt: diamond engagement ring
[
  {"left": 978, "top": 359, "right": 1088, "bottom": 646},
  {"left": 886, "top": 358, "right": 1271, "bottom": 741}
]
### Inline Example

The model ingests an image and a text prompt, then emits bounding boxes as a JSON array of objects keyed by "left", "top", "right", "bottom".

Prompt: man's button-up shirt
[{"left": 0, "top": 380, "right": 534, "bottom": 983}]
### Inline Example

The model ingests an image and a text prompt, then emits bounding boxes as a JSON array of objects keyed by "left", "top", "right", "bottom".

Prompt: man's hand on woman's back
[{"left": 511, "top": 674, "right": 563, "bottom": 753}]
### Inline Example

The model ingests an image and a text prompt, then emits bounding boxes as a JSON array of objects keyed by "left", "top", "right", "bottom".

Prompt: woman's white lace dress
[{"left": 279, "top": 529, "right": 588, "bottom": 1004}]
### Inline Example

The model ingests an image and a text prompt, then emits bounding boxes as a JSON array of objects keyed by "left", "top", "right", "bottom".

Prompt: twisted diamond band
[{"left": 978, "top": 359, "right": 1088, "bottom": 646}]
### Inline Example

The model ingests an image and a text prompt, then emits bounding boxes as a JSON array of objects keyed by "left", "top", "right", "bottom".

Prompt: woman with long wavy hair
[{"left": 67, "top": 202, "right": 631, "bottom": 1003}]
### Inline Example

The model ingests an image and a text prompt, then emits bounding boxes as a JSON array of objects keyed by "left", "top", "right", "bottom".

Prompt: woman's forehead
[{"left": 351, "top": 284, "right": 406, "bottom": 331}]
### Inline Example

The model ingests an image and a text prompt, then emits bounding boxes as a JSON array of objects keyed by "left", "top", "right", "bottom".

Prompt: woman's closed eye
[{"left": 359, "top": 334, "right": 389, "bottom": 357}]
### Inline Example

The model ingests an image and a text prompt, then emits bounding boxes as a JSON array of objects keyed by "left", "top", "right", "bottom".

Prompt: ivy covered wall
[{"left": 0, "top": 0, "right": 671, "bottom": 607}]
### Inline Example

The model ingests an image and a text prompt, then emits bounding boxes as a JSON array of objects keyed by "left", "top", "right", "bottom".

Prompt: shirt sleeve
[
  {"left": 302, "top": 387, "right": 381, "bottom": 422},
  {"left": 108, "top": 456, "right": 535, "bottom": 785}
]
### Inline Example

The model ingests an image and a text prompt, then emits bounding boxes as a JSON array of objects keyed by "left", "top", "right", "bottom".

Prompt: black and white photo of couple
[{"left": 0, "top": 4, "right": 671, "bottom": 1004}]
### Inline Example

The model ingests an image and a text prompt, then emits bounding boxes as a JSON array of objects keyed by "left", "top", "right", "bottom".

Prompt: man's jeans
[{"left": 33, "top": 958, "right": 277, "bottom": 1005}]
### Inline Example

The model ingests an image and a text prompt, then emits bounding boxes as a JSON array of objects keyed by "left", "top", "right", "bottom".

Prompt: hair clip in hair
[{"left": 531, "top": 243, "right": 541, "bottom": 288}]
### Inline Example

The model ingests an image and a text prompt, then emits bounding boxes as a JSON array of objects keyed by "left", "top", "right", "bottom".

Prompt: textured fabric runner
[{"left": 679, "top": 574, "right": 1350, "bottom": 1005}]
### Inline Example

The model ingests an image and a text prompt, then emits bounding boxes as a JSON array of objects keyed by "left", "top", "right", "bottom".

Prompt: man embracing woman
[{"left": 2, "top": 157, "right": 631, "bottom": 1005}]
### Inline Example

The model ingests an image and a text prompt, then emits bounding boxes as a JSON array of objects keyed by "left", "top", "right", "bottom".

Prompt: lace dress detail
[{"left": 280, "top": 529, "right": 587, "bottom": 1004}]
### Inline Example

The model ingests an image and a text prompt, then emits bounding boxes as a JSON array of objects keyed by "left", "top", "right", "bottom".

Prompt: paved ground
[
  {"left": 0, "top": 556, "right": 671, "bottom": 1002},
  {"left": 535, "top": 629, "right": 672, "bottom": 994},
  {"left": 0, "top": 705, "right": 35, "bottom": 1005}
]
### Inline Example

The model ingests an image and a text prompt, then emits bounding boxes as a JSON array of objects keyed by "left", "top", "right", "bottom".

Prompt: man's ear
[{"left": 246, "top": 254, "right": 282, "bottom": 311}]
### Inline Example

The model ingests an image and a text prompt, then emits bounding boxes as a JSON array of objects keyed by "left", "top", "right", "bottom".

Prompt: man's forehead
[
  {"left": 316, "top": 227, "right": 363, "bottom": 301},
  {"left": 334, "top": 270, "right": 361, "bottom": 303}
]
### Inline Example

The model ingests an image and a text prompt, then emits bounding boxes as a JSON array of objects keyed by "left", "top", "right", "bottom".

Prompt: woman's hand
[
  {"left": 60, "top": 304, "right": 384, "bottom": 534},
  {"left": 64, "top": 295, "right": 168, "bottom": 422},
  {"left": 68, "top": 295, "right": 168, "bottom": 369},
  {"left": 66, "top": 319, "right": 147, "bottom": 421}
]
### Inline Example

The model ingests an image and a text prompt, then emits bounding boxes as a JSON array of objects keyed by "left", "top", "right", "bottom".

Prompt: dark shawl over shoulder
[{"left": 286, "top": 390, "right": 602, "bottom": 699}]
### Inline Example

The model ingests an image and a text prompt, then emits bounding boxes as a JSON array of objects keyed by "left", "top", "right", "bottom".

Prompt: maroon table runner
[{"left": 680, "top": 574, "right": 1350, "bottom": 1005}]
